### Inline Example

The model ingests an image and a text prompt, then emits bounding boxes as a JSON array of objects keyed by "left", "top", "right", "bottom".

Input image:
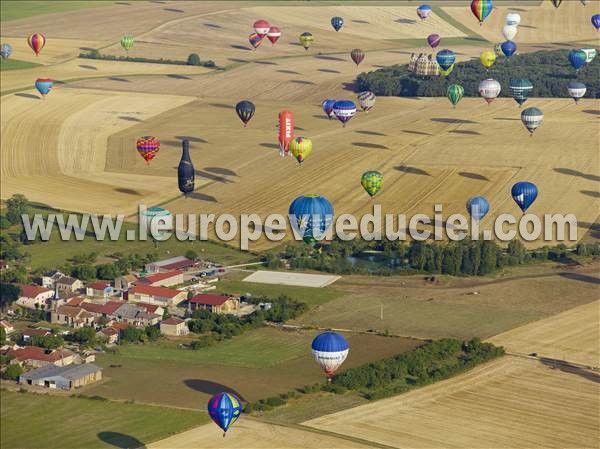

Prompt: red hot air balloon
[
  {"left": 278, "top": 111, "right": 294, "bottom": 157},
  {"left": 350, "top": 48, "right": 365, "bottom": 66},
  {"left": 253, "top": 19, "right": 270, "bottom": 38},
  {"left": 136, "top": 136, "right": 160, "bottom": 164},
  {"left": 248, "top": 33, "right": 263, "bottom": 49},
  {"left": 28, "top": 33, "right": 46, "bottom": 56},
  {"left": 267, "top": 26, "right": 281, "bottom": 45}
]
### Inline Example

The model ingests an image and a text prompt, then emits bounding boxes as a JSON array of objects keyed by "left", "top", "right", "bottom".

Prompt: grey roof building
[{"left": 19, "top": 363, "right": 102, "bottom": 390}]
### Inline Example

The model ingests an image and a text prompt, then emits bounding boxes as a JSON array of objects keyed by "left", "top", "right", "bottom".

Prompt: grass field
[
  {"left": 0, "top": 390, "right": 208, "bottom": 449},
  {"left": 304, "top": 356, "right": 600, "bottom": 449},
  {"left": 1, "top": 1, "right": 114, "bottom": 22},
  {"left": 0, "top": 58, "right": 42, "bottom": 71}
]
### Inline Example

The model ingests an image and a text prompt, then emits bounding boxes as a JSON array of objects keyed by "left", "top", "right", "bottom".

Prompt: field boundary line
[{"left": 504, "top": 351, "right": 600, "bottom": 371}]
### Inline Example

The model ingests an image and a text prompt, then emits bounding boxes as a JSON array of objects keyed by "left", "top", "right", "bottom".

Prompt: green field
[
  {"left": 1, "top": 1, "right": 115, "bottom": 22},
  {"left": 0, "top": 390, "right": 207, "bottom": 449},
  {"left": 0, "top": 58, "right": 42, "bottom": 71}
]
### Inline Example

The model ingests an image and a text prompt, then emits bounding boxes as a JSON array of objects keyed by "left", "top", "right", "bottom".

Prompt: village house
[
  {"left": 19, "top": 363, "right": 102, "bottom": 390},
  {"left": 160, "top": 317, "right": 189, "bottom": 336},
  {"left": 5, "top": 346, "right": 74, "bottom": 368},
  {"left": 128, "top": 284, "right": 187, "bottom": 307},
  {"left": 41, "top": 270, "right": 64, "bottom": 289},
  {"left": 145, "top": 256, "right": 195, "bottom": 274},
  {"left": 50, "top": 305, "right": 95, "bottom": 328},
  {"left": 1, "top": 320, "right": 14, "bottom": 336},
  {"left": 16, "top": 284, "right": 54, "bottom": 310},
  {"left": 21, "top": 328, "right": 52, "bottom": 342},
  {"left": 114, "top": 274, "right": 138, "bottom": 292},
  {"left": 86, "top": 281, "right": 113, "bottom": 299},
  {"left": 138, "top": 270, "right": 184, "bottom": 288},
  {"left": 96, "top": 327, "right": 119, "bottom": 345},
  {"left": 188, "top": 294, "right": 240, "bottom": 314},
  {"left": 55, "top": 276, "right": 84, "bottom": 294},
  {"left": 111, "top": 303, "right": 161, "bottom": 326}
]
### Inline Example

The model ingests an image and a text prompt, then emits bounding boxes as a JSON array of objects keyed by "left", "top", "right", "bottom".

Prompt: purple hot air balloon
[{"left": 427, "top": 34, "right": 441, "bottom": 49}]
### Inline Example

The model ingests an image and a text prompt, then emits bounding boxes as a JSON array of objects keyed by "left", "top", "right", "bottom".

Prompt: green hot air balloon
[
  {"left": 447, "top": 84, "right": 464, "bottom": 108},
  {"left": 121, "top": 35, "right": 134, "bottom": 52},
  {"left": 361, "top": 171, "right": 384, "bottom": 197}
]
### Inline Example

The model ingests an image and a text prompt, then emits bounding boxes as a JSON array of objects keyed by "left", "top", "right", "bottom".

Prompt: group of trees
[
  {"left": 80, "top": 49, "right": 216, "bottom": 68},
  {"left": 68, "top": 251, "right": 158, "bottom": 281},
  {"left": 357, "top": 50, "right": 599, "bottom": 98},
  {"left": 0, "top": 195, "right": 31, "bottom": 284}
]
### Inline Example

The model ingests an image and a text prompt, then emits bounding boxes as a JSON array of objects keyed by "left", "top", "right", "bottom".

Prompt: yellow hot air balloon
[
  {"left": 289, "top": 137, "right": 312, "bottom": 165},
  {"left": 480, "top": 51, "right": 497, "bottom": 70},
  {"left": 299, "top": 32, "right": 314, "bottom": 51}
]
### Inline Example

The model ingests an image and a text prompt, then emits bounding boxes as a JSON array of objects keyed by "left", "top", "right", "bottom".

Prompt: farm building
[
  {"left": 128, "top": 284, "right": 187, "bottom": 306},
  {"left": 96, "top": 327, "right": 119, "bottom": 345},
  {"left": 55, "top": 276, "right": 84, "bottom": 294},
  {"left": 21, "top": 328, "right": 51, "bottom": 342},
  {"left": 145, "top": 256, "right": 195, "bottom": 273},
  {"left": 19, "top": 363, "right": 102, "bottom": 390},
  {"left": 5, "top": 346, "right": 74, "bottom": 368},
  {"left": 40, "top": 270, "right": 65, "bottom": 289},
  {"left": 160, "top": 317, "right": 189, "bottom": 336},
  {"left": 86, "top": 281, "right": 113, "bottom": 299},
  {"left": 138, "top": 270, "right": 184, "bottom": 287},
  {"left": 51, "top": 305, "right": 96, "bottom": 328},
  {"left": 16, "top": 284, "right": 54, "bottom": 310},
  {"left": 111, "top": 303, "right": 161, "bottom": 326},
  {"left": 114, "top": 274, "right": 138, "bottom": 292},
  {"left": 188, "top": 294, "right": 240, "bottom": 314}
]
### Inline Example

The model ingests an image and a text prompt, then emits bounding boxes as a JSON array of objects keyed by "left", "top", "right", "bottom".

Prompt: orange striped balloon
[{"left": 28, "top": 33, "right": 46, "bottom": 56}]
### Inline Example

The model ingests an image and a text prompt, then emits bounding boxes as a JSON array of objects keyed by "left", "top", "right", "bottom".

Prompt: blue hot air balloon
[
  {"left": 436, "top": 49, "right": 456, "bottom": 71},
  {"left": 311, "top": 332, "right": 349, "bottom": 380},
  {"left": 466, "top": 196, "right": 490, "bottom": 221},
  {"left": 322, "top": 99, "right": 336, "bottom": 119},
  {"left": 500, "top": 40, "right": 517, "bottom": 58},
  {"left": 331, "top": 16, "right": 344, "bottom": 32},
  {"left": 332, "top": 100, "right": 357, "bottom": 127},
  {"left": 568, "top": 49, "right": 587, "bottom": 71},
  {"left": 207, "top": 392, "right": 242, "bottom": 436},
  {"left": 288, "top": 194, "right": 334, "bottom": 243},
  {"left": 417, "top": 4, "right": 432, "bottom": 20},
  {"left": 0, "top": 43, "right": 12, "bottom": 60},
  {"left": 35, "top": 78, "right": 53, "bottom": 98},
  {"left": 511, "top": 182, "right": 538, "bottom": 213},
  {"left": 592, "top": 14, "right": 600, "bottom": 30}
]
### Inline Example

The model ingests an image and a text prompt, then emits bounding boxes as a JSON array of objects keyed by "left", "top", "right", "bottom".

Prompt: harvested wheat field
[
  {"left": 0, "top": 37, "right": 105, "bottom": 65},
  {"left": 305, "top": 356, "right": 600, "bottom": 449},
  {"left": 489, "top": 299, "right": 600, "bottom": 367}
]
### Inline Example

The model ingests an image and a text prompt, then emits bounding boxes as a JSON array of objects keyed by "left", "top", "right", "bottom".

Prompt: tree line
[{"left": 80, "top": 49, "right": 216, "bottom": 68}]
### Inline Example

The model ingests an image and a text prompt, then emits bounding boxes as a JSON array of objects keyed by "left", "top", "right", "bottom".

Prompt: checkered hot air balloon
[
  {"left": 208, "top": 392, "right": 242, "bottom": 437},
  {"left": 136, "top": 136, "right": 160, "bottom": 164},
  {"left": 27, "top": 33, "right": 46, "bottom": 56},
  {"left": 361, "top": 171, "right": 384, "bottom": 197}
]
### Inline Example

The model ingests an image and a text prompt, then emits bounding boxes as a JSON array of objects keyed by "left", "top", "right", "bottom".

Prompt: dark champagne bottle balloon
[{"left": 178, "top": 139, "right": 195, "bottom": 196}]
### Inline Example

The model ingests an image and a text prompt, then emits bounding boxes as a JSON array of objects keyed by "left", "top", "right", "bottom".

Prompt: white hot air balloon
[
  {"left": 357, "top": 91, "right": 376, "bottom": 113},
  {"left": 505, "top": 12, "right": 521, "bottom": 26},
  {"left": 502, "top": 24, "right": 518, "bottom": 41},
  {"left": 478, "top": 78, "right": 502, "bottom": 105},
  {"left": 567, "top": 82, "right": 587, "bottom": 104}
]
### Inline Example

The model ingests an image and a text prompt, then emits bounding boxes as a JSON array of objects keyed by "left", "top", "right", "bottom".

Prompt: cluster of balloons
[{"left": 249, "top": 19, "right": 281, "bottom": 49}]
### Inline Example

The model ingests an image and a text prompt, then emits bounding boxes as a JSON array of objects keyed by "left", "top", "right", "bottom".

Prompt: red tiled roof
[
  {"left": 7, "top": 346, "right": 71, "bottom": 363},
  {"left": 110, "top": 322, "right": 131, "bottom": 331},
  {"left": 0, "top": 320, "right": 13, "bottom": 329},
  {"left": 22, "top": 328, "right": 51, "bottom": 337},
  {"left": 99, "top": 327, "right": 119, "bottom": 336},
  {"left": 136, "top": 302, "right": 162, "bottom": 313},
  {"left": 130, "top": 284, "right": 181, "bottom": 299},
  {"left": 18, "top": 284, "right": 52, "bottom": 298},
  {"left": 162, "top": 317, "right": 185, "bottom": 325},
  {"left": 79, "top": 302, "right": 105, "bottom": 314},
  {"left": 139, "top": 270, "right": 182, "bottom": 284},
  {"left": 55, "top": 305, "right": 86, "bottom": 318},
  {"left": 66, "top": 297, "right": 85, "bottom": 306},
  {"left": 88, "top": 281, "right": 111, "bottom": 290},
  {"left": 189, "top": 294, "right": 231, "bottom": 306},
  {"left": 161, "top": 260, "right": 195, "bottom": 271}
]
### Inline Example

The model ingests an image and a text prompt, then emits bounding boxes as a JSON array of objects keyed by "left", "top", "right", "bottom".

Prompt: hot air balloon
[
  {"left": 466, "top": 196, "right": 490, "bottom": 221},
  {"left": 235, "top": 100, "right": 255, "bottom": 127},
  {"left": 322, "top": 99, "right": 336, "bottom": 119},
  {"left": 580, "top": 48, "right": 597, "bottom": 63},
  {"left": 136, "top": 136, "right": 160, "bottom": 164},
  {"left": 471, "top": 0, "right": 493, "bottom": 25},
  {"left": 593, "top": 14, "right": 600, "bottom": 30},
  {"left": 501, "top": 40, "right": 517, "bottom": 58},
  {"left": 478, "top": 78, "right": 501, "bottom": 105},
  {"left": 447, "top": 84, "right": 464, "bottom": 108},
  {"left": 357, "top": 91, "right": 376, "bottom": 113},
  {"left": 278, "top": 111, "right": 294, "bottom": 157},
  {"left": 299, "top": 32, "right": 314, "bottom": 51},
  {"left": 427, "top": 34, "right": 441, "bottom": 49},
  {"left": 350, "top": 48, "right": 365, "bottom": 66},
  {"left": 509, "top": 78, "right": 533, "bottom": 107},
  {"left": 248, "top": 33, "right": 263, "bottom": 49},
  {"left": 361, "top": 171, "right": 383, "bottom": 197},
  {"left": 436, "top": 49, "right": 456, "bottom": 71},
  {"left": 332, "top": 100, "right": 357, "bottom": 127},
  {"left": 439, "top": 64, "right": 455, "bottom": 77},
  {"left": 141, "top": 207, "right": 172, "bottom": 239},
  {"left": 35, "top": 78, "right": 53, "bottom": 98},
  {"left": 266, "top": 26, "right": 281, "bottom": 45},
  {"left": 505, "top": 12, "right": 521, "bottom": 26},
  {"left": 289, "top": 137, "right": 312, "bottom": 165},
  {"left": 178, "top": 140, "right": 195, "bottom": 196},
  {"left": 494, "top": 43, "right": 504, "bottom": 57},
  {"left": 208, "top": 392, "right": 242, "bottom": 437},
  {"left": 568, "top": 49, "right": 587, "bottom": 70},
  {"left": 521, "top": 107, "right": 543, "bottom": 135},
  {"left": 0, "top": 43, "right": 12, "bottom": 60},
  {"left": 331, "top": 16, "right": 344, "bottom": 32},
  {"left": 511, "top": 181, "right": 538, "bottom": 213},
  {"left": 480, "top": 51, "right": 497, "bottom": 70},
  {"left": 417, "top": 4, "right": 432, "bottom": 21},
  {"left": 567, "top": 82, "right": 587, "bottom": 104},
  {"left": 550, "top": 0, "right": 562, "bottom": 8},
  {"left": 502, "top": 24, "right": 518, "bottom": 41},
  {"left": 311, "top": 332, "right": 348, "bottom": 380},
  {"left": 289, "top": 195, "right": 334, "bottom": 243},
  {"left": 120, "top": 35, "right": 134, "bottom": 52},
  {"left": 253, "top": 19, "right": 270, "bottom": 38},
  {"left": 27, "top": 33, "right": 46, "bottom": 56}
]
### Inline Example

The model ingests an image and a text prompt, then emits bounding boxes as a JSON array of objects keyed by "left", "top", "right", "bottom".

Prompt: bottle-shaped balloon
[{"left": 178, "top": 140, "right": 195, "bottom": 196}]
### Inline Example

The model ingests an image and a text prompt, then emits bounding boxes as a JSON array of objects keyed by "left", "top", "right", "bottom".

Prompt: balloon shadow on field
[
  {"left": 185, "top": 192, "right": 218, "bottom": 203},
  {"left": 581, "top": 190, "right": 600, "bottom": 198},
  {"left": 108, "top": 77, "right": 131, "bottom": 82},
  {"left": 80, "top": 47, "right": 96, "bottom": 51},
  {"left": 230, "top": 44, "right": 252, "bottom": 51},
  {"left": 395, "top": 165, "right": 431, "bottom": 176},
  {"left": 449, "top": 129, "right": 481, "bottom": 135},
  {"left": 119, "top": 116, "right": 143, "bottom": 122},
  {"left": 312, "top": 114, "right": 332, "bottom": 120},
  {"left": 209, "top": 103, "right": 234, "bottom": 109},
  {"left": 260, "top": 143, "right": 280, "bottom": 150},
  {"left": 578, "top": 222, "right": 600, "bottom": 239},
  {"left": 184, "top": 379, "right": 246, "bottom": 401},
  {"left": 204, "top": 23, "right": 221, "bottom": 28},
  {"left": 175, "top": 135, "right": 208, "bottom": 144},
  {"left": 538, "top": 358, "right": 600, "bottom": 384},
  {"left": 291, "top": 79, "right": 315, "bottom": 85},
  {"left": 14, "top": 93, "right": 40, "bottom": 100},
  {"left": 205, "top": 167, "right": 238, "bottom": 177},
  {"left": 553, "top": 168, "right": 600, "bottom": 182},
  {"left": 195, "top": 170, "right": 233, "bottom": 184},
  {"left": 79, "top": 64, "right": 98, "bottom": 70},
  {"left": 318, "top": 68, "right": 341, "bottom": 73},
  {"left": 402, "top": 129, "right": 431, "bottom": 136},
  {"left": 431, "top": 118, "right": 479, "bottom": 125},
  {"left": 395, "top": 18, "right": 416, "bottom": 24},
  {"left": 355, "top": 130, "right": 386, "bottom": 136},
  {"left": 582, "top": 109, "right": 600, "bottom": 116},
  {"left": 114, "top": 188, "right": 142, "bottom": 196},
  {"left": 166, "top": 74, "right": 192, "bottom": 80},
  {"left": 559, "top": 272, "right": 600, "bottom": 285},
  {"left": 253, "top": 60, "right": 277, "bottom": 65},
  {"left": 97, "top": 432, "right": 145, "bottom": 449},
  {"left": 164, "top": 8, "right": 184, "bottom": 13},
  {"left": 519, "top": 25, "right": 537, "bottom": 29},
  {"left": 353, "top": 142, "right": 389, "bottom": 150},
  {"left": 277, "top": 69, "right": 300, "bottom": 74},
  {"left": 352, "top": 19, "right": 370, "bottom": 24},
  {"left": 314, "top": 55, "right": 345, "bottom": 62},
  {"left": 115, "top": 2, "right": 132, "bottom": 5},
  {"left": 459, "top": 172, "right": 489, "bottom": 181},
  {"left": 494, "top": 117, "right": 520, "bottom": 121},
  {"left": 228, "top": 58, "right": 249, "bottom": 63}
]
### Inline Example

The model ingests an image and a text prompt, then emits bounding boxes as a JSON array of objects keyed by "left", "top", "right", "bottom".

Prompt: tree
[
  {"left": 120, "top": 326, "right": 146, "bottom": 343},
  {"left": 96, "top": 263, "right": 119, "bottom": 280},
  {"left": 0, "top": 283, "right": 21, "bottom": 311},
  {"left": 72, "top": 264, "right": 96, "bottom": 281},
  {"left": 30, "top": 334, "right": 64, "bottom": 350},
  {"left": 5, "top": 194, "right": 30, "bottom": 225},
  {"left": 4, "top": 363, "right": 23, "bottom": 381},
  {"left": 71, "top": 327, "right": 96, "bottom": 345},
  {"left": 187, "top": 53, "right": 201, "bottom": 66},
  {"left": 185, "top": 250, "right": 198, "bottom": 261},
  {"left": 145, "top": 325, "right": 161, "bottom": 341},
  {"left": 0, "top": 327, "right": 6, "bottom": 343}
]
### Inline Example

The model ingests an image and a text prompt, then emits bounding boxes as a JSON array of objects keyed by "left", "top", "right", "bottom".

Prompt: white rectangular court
[{"left": 242, "top": 270, "right": 340, "bottom": 288}]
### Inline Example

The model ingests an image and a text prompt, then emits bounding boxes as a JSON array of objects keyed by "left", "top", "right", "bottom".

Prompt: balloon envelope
[
  {"left": 136, "top": 136, "right": 160, "bottom": 163},
  {"left": 332, "top": 100, "right": 357, "bottom": 126},
  {"left": 466, "top": 196, "right": 490, "bottom": 221},
  {"left": 0, "top": 43, "right": 12, "bottom": 59},
  {"left": 471, "top": 0, "right": 493, "bottom": 24},
  {"left": 178, "top": 140, "right": 195, "bottom": 195},
  {"left": 509, "top": 78, "right": 533, "bottom": 106},
  {"left": 289, "top": 137, "right": 312, "bottom": 165},
  {"left": 502, "top": 24, "right": 518, "bottom": 41},
  {"left": 266, "top": 26, "right": 281, "bottom": 45},
  {"left": 27, "top": 33, "right": 46, "bottom": 56},
  {"left": 35, "top": 78, "right": 53, "bottom": 96},
  {"left": 299, "top": 32, "right": 314, "bottom": 50},
  {"left": 289, "top": 195, "right": 334, "bottom": 243},
  {"left": 568, "top": 49, "right": 587, "bottom": 70},
  {"left": 480, "top": 51, "right": 497, "bottom": 69},
  {"left": 417, "top": 4, "right": 432, "bottom": 20},
  {"left": 322, "top": 99, "right": 336, "bottom": 119},
  {"left": 311, "top": 332, "right": 349, "bottom": 377},
  {"left": 351, "top": 48, "right": 365, "bottom": 66},
  {"left": 361, "top": 171, "right": 384, "bottom": 197},
  {"left": 511, "top": 182, "right": 538, "bottom": 213},
  {"left": 505, "top": 12, "right": 521, "bottom": 26},
  {"left": 447, "top": 84, "right": 464, "bottom": 108},
  {"left": 207, "top": 392, "right": 242, "bottom": 434},
  {"left": 427, "top": 34, "right": 441, "bottom": 49},
  {"left": 120, "top": 35, "right": 134, "bottom": 51},
  {"left": 253, "top": 19, "right": 270, "bottom": 37},
  {"left": 501, "top": 40, "right": 517, "bottom": 58},
  {"left": 248, "top": 33, "right": 263, "bottom": 49},
  {"left": 331, "top": 16, "right": 344, "bottom": 31},
  {"left": 593, "top": 14, "right": 600, "bottom": 30},
  {"left": 357, "top": 91, "right": 376, "bottom": 113},
  {"left": 550, "top": 0, "right": 562, "bottom": 8},
  {"left": 567, "top": 82, "right": 586, "bottom": 103},
  {"left": 478, "top": 78, "right": 501, "bottom": 104},
  {"left": 278, "top": 111, "right": 295, "bottom": 156},
  {"left": 521, "top": 107, "right": 543, "bottom": 134},
  {"left": 436, "top": 49, "right": 456, "bottom": 70},
  {"left": 235, "top": 100, "right": 255, "bottom": 126}
]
